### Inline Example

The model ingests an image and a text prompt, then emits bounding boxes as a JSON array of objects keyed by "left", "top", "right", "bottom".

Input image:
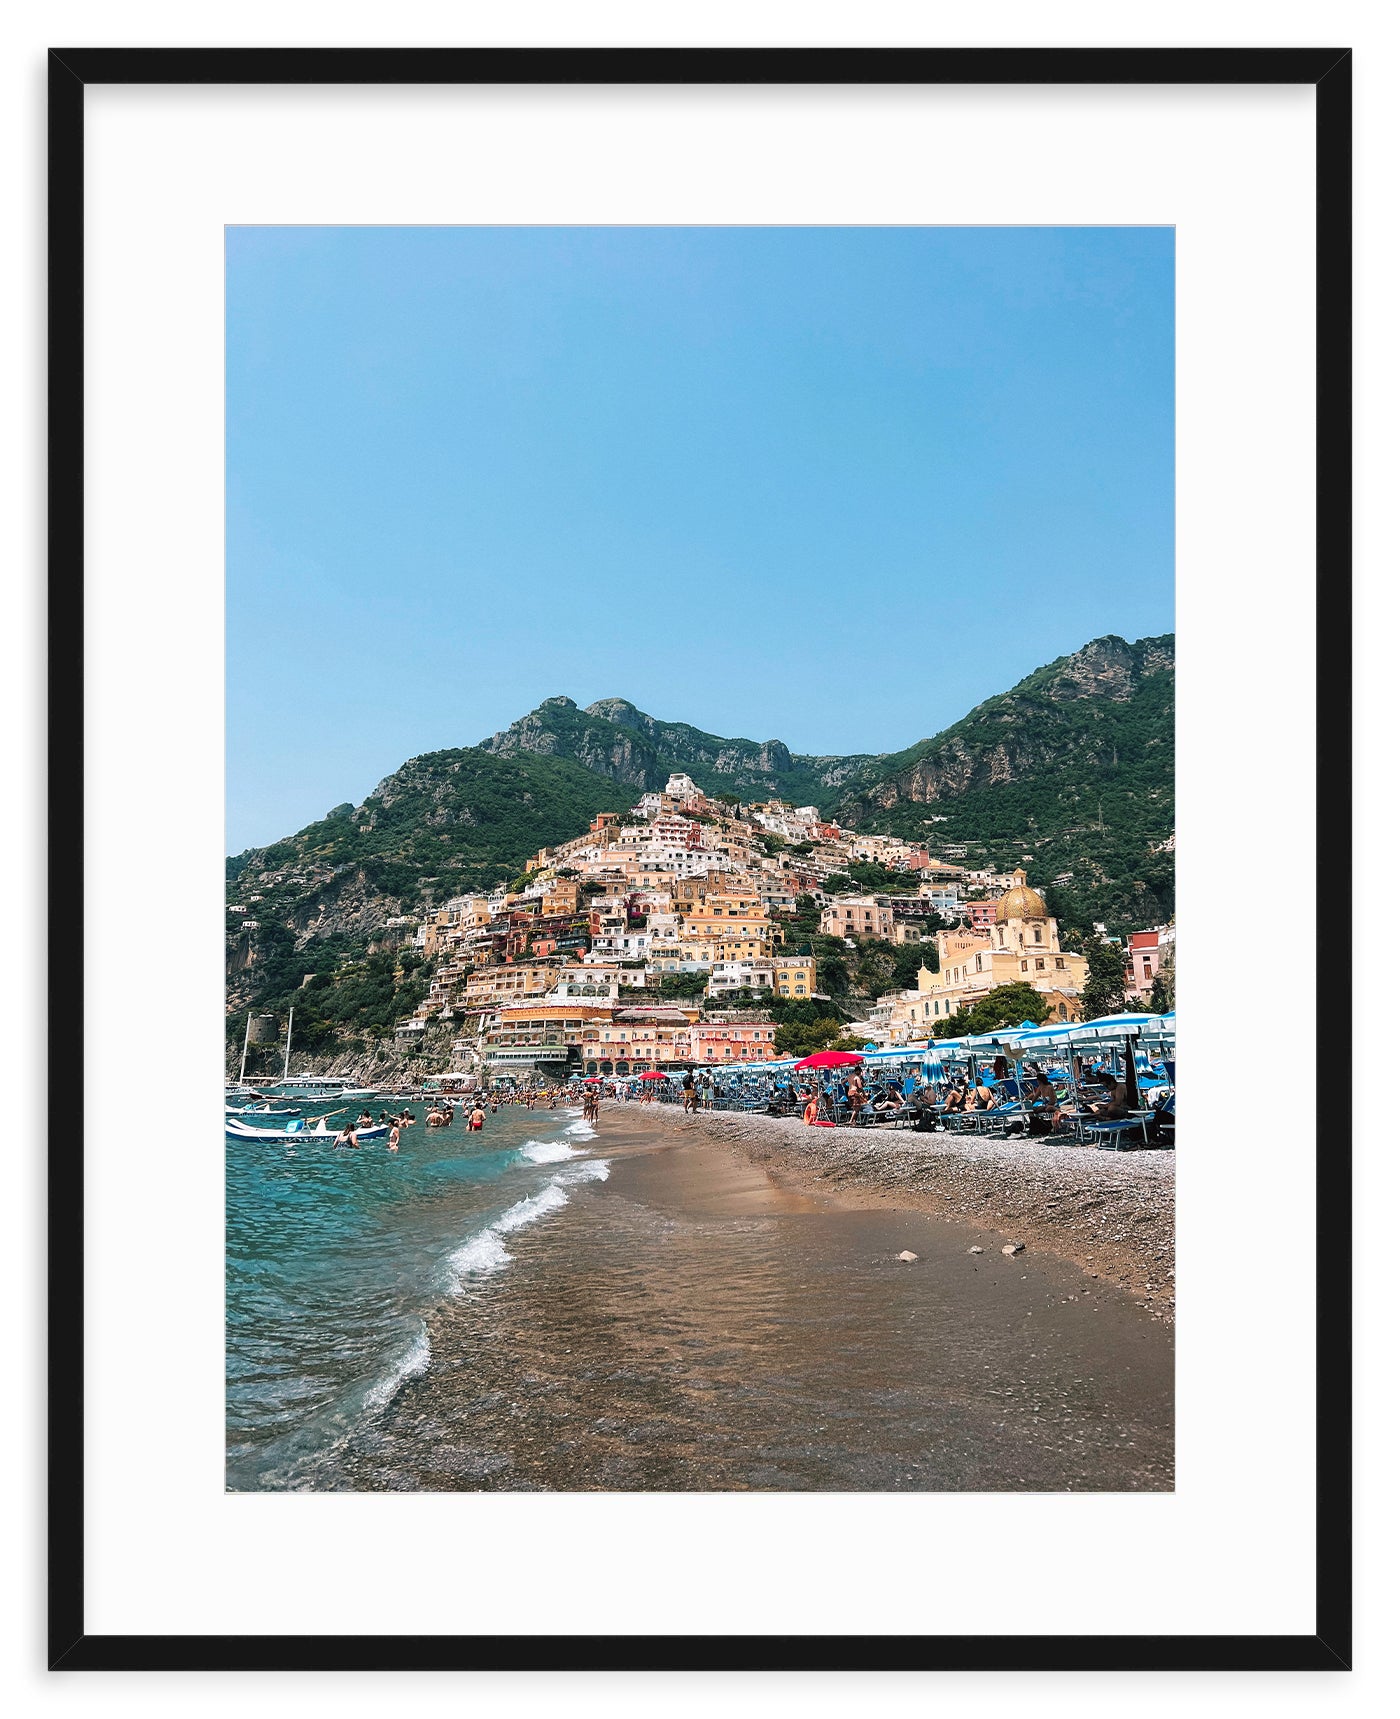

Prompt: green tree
[
  {"left": 773, "top": 1014, "right": 856, "bottom": 1058},
  {"left": 655, "top": 971, "right": 708, "bottom": 1000},
  {"left": 931, "top": 982, "right": 1050, "bottom": 1039},
  {"left": 1147, "top": 944, "right": 1175, "bottom": 1013},
  {"left": 817, "top": 949, "right": 852, "bottom": 998},
  {"left": 1080, "top": 940, "right": 1129, "bottom": 1019}
]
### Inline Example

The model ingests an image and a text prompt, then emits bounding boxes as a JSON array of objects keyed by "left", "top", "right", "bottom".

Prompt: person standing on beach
[
  {"left": 845, "top": 1070, "right": 865, "bottom": 1119},
  {"left": 681, "top": 1069, "right": 697, "bottom": 1113}
]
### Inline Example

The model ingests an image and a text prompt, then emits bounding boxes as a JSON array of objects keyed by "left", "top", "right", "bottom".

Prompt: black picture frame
[{"left": 48, "top": 45, "right": 1353, "bottom": 1674}]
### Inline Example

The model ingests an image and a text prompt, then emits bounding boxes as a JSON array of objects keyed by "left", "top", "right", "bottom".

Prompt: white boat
[
  {"left": 232, "top": 1008, "right": 376, "bottom": 1102},
  {"left": 225, "top": 1102, "right": 298, "bottom": 1117},
  {"left": 262, "top": 1075, "right": 377, "bottom": 1102},
  {"left": 226, "top": 1116, "right": 390, "bottom": 1144}
]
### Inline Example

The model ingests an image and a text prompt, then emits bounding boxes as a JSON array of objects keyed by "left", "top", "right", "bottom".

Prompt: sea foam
[
  {"left": 447, "top": 1163, "right": 608, "bottom": 1288},
  {"left": 363, "top": 1322, "right": 431, "bottom": 1411},
  {"left": 449, "top": 1181, "right": 569, "bottom": 1286},
  {"left": 519, "top": 1138, "right": 582, "bottom": 1164},
  {"left": 565, "top": 1119, "right": 597, "bottom": 1140},
  {"left": 559, "top": 1158, "right": 609, "bottom": 1184}
]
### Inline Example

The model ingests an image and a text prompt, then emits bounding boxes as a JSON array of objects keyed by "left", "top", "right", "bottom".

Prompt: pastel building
[
  {"left": 889, "top": 872, "right": 1090, "bottom": 1031},
  {"left": 1125, "top": 925, "right": 1175, "bottom": 1000},
  {"left": 820, "top": 896, "right": 895, "bottom": 941}
]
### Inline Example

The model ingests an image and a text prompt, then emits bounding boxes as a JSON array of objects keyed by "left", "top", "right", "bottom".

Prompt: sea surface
[
  {"left": 227, "top": 1103, "right": 1173, "bottom": 1492},
  {"left": 225, "top": 1100, "right": 605, "bottom": 1490}
]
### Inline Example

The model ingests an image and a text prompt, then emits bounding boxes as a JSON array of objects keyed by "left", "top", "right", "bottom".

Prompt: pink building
[
  {"left": 966, "top": 899, "right": 997, "bottom": 932},
  {"left": 1125, "top": 927, "right": 1174, "bottom": 1000}
]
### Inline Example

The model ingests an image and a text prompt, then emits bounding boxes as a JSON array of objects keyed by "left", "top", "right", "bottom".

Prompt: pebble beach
[{"left": 614, "top": 1103, "right": 1176, "bottom": 1323}]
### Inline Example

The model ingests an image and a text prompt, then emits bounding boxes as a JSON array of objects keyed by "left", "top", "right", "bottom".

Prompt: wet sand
[
  {"left": 321, "top": 1110, "right": 1173, "bottom": 1492},
  {"left": 622, "top": 1102, "right": 1176, "bottom": 1319}
]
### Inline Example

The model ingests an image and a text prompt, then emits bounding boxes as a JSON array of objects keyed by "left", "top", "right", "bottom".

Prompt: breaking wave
[
  {"left": 519, "top": 1138, "right": 582, "bottom": 1164},
  {"left": 363, "top": 1322, "right": 431, "bottom": 1411},
  {"left": 447, "top": 1160, "right": 610, "bottom": 1288}
]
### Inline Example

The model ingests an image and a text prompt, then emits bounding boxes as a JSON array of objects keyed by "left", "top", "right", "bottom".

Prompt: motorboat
[{"left": 226, "top": 1115, "right": 390, "bottom": 1144}]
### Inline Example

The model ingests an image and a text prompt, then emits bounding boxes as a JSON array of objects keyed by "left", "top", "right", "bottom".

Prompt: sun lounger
[{"left": 1077, "top": 1113, "right": 1153, "bottom": 1150}]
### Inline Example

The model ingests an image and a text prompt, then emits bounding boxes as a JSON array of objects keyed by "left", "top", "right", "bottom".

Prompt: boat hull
[{"left": 225, "top": 1120, "right": 391, "bottom": 1144}]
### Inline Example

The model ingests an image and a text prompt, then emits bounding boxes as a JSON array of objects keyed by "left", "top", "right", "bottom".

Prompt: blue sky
[{"left": 227, "top": 226, "right": 1173, "bottom": 852}]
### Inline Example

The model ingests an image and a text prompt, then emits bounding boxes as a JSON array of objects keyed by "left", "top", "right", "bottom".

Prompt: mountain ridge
[{"left": 227, "top": 634, "right": 1174, "bottom": 1050}]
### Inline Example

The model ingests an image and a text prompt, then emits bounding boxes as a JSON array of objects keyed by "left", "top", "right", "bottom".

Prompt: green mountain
[
  {"left": 479, "top": 694, "right": 873, "bottom": 804},
  {"left": 225, "top": 752, "right": 637, "bottom": 1053},
  {"left": 836, "top": 634, "right": 1176, "bottom": 931},
  {"left": 227, "top": 633, "right": 1173, "bottom": 1058}
]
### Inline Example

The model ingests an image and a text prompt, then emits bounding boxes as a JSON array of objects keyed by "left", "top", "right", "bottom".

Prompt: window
[
  {"left": 1036, "top": 958, "right": 1045, "bottom": 970},
  {"left": 1033, "top": 927, "right": 1042, "bottom": 943}
]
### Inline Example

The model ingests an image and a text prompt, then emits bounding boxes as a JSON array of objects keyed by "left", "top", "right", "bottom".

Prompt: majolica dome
[{"left": 995, "top": 868, "right": 1048, "bottom": 922}]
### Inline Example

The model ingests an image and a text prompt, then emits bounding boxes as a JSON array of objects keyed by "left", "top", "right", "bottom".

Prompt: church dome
[{"left": 995, "top": 869, "right": 1047, "bottom": 922}]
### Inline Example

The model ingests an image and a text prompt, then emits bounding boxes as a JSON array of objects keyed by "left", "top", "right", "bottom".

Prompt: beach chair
[
  {"left": 1077, "top": 1113, "right": 1152, "bottom": 1151},
  {"left": 1146, "top": 1090, "right": 1175, "bottom": 1148}
]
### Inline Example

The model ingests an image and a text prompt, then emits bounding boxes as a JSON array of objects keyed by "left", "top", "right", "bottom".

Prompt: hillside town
[{"left": 383, "top": 773, "right": 1173, "bottom": 1086}]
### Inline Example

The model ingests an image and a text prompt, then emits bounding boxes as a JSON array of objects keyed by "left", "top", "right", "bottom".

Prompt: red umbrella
[
  {"left": 636, "top": 1070, "right": 668, "bottom": 1081},
  {"left": 794, "top": 1051, "right": 864, "bottom": 1070}
]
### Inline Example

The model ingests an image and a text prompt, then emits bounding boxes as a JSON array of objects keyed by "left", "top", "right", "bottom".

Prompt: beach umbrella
[
  {"left": 636, "top": 1070, "right": 668, "bottom": 1081},
  {"left": 1077, "top": 1013, "right": 1162, "bottom": 1033},
  {"left": 794, "top": 1051, "right": 864, "bottom": 1070}
]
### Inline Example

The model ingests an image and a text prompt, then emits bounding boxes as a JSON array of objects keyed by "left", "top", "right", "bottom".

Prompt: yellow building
[
  {"left": 773, "top": 956, "right": 817, "bottom": 999},
  {"left": 715, "top": 934, "right": 773, "bottom": 963},
  {"left": 888, "top": 872, "right": 1089, "bottom": 1033},
  {"left": 541, "top": 879, "right": 581, "bottom": 917}
]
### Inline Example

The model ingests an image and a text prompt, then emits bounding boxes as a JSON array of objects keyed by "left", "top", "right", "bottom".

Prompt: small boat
[
  {"left": 262, "top": 1076, "right": 378, "bottom": 1102},
  {"left": 225, "top": 1102, "right": 297, "bottom": 1117},
  {"left": 226, "top": 1116, "right": 390, "bottom": 1144}
]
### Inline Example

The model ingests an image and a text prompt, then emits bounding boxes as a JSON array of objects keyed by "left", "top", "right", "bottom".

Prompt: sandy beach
[
  {"left": 601, "top": 1102, "right": 1175, "bottom": 1322},
  {"left": 300, "top": 1102, "right": 1174, "bottom": 1492}
]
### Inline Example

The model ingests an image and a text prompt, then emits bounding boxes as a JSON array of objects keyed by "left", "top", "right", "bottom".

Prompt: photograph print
[{"left": 225, "top": 225, "right": 1176, "bottom": 1494}]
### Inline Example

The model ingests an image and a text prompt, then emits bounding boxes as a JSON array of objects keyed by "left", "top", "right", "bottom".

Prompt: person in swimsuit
[
  {"left": 940, "top": 1080, "right": 970, "bottom": 1115},
  {"left": 387, "top": 1123, "right": 401, "bottom": 1153},
  {"left": 469, "top": 1106, "right": 485, "bottom": 1131},
  {"left": 1090, "top": 1072, "right": 1130, "bottom": 1119},
  {"left": 334, "top": 1125, "right": 359, "bottom": 1149},
  {"left": 1025, "top": 1067, "right": 1062, "bottom": 1134},
  {"left": 969, "top": 1074, "right": 1000, "bottom": 1111}
]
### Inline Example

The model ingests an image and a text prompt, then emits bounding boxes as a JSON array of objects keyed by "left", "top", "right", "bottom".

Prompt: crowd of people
[
  {"left": 611, "top": 1054, "right": 1156, "bottom": 1140},
  {"left": 326, "top": 1082, "right": 592, "bottom": 1152}
]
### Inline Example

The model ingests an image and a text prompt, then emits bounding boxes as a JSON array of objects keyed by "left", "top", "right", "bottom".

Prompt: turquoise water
[{"left": 225, "top": 1100, "right": 602, "bottom": 1490}]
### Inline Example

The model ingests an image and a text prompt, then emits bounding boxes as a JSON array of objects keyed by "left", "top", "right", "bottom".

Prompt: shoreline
[{"left": 595, "top": 1102, "right": 1175, "bottom": 1321}]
